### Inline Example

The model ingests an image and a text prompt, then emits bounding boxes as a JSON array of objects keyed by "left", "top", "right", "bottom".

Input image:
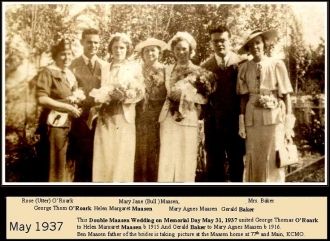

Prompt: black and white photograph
[{"left": 2, "top": 2, "right": 327, "bottom": 184}]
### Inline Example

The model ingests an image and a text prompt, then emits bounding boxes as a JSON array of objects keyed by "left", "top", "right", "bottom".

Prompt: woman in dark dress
[
  {"left": 36, "top": 38, "right": 81, "bottom": 182},
  {"left": 134, "top": 38, "right": 167, "bottom": 182}
]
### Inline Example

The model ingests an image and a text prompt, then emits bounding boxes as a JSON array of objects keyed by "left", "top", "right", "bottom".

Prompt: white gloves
[
  {"left": 238, "top": 114, "right": 246, "bottom": 139},
  {"left": 284, "top": 114, "right": 296, "bottom": 140}
]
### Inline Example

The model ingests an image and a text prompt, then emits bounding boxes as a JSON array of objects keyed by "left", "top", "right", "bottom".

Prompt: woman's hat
[
  {"left": 134, "top": 38, "right": 167, "bottom": 52},
  {"left": 51, "top": 38, "right": 73, "bottom": 59},
  {"left": 238, "top": 29, "right": 278, "bottom": 54}
]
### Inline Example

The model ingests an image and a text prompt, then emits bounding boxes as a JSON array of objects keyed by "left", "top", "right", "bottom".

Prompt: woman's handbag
[
  {"left": 47, "top": 110, "right": 68, "bottom": 127},
  {"left": 276, "top": 138, "right": 299, "bottom": 168}
]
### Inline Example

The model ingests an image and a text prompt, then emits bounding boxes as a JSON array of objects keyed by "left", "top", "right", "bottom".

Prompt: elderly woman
[
  {"left": 134, "top": 38, "right": 167, "bottom": 182},
  {"left": 92, "top": 33, "right": 145, "bottom": 182},
  {"left": 237, "top": 30, "right": 295, "bottom": 182},
  {"left": 36, "top": 38, "right": 81, "bottom": 182},
  {"left": 158, "top": 32, "right": 214, "bottom": 182}
]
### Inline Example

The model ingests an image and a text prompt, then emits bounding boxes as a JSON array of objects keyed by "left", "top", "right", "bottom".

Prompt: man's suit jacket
[
  {"left": 70, "top": 56, "right": 105, "bottom": 120},
  {"left": 201, "top": 52, "right": 246, "bottom": 129}
]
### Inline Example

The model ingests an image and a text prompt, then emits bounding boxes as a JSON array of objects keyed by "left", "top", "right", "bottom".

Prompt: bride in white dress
[{"left": 92, "top": 33, "right": 144, "bottom": 182}]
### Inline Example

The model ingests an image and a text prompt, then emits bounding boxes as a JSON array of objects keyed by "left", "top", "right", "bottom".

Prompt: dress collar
[{"left": 47, "top": 65, "right": 75, "bottom": 88}]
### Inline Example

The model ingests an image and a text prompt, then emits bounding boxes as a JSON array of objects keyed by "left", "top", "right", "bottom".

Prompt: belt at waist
[{"left": 248, "top": 92, "right": 280, "bottom": 109}]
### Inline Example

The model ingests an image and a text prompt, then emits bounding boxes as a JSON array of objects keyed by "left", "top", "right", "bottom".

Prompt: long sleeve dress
[
  {"left": 134, "top": 62, "right": 167, "bottom": 182},
  {"left": 237, "top": 57, "right": 293, "bottom": 182},
  {"left": 92, "top": 60, "right": 144, "bottom": 182}
]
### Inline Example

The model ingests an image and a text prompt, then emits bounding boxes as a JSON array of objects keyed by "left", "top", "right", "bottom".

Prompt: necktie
[
  {"left": 88, "top": 59, "right": 94, "bottom": 73},
  {"left": 218, "top": 56, "right": 225, "bottom": 68},
  {"left": 221, "top": 56, "right": 226, "bottom": 68}
]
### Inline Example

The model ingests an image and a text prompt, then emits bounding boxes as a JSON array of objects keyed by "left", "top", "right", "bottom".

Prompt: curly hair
[
  {"left": 81, "top": 28, "right": 99, "bottom": 40},
  {"left": 208, "top": 25, "right": 231, "bottom": 38},
  {"left": 108, "top": 35, "right": 133, "bottom": 58}
]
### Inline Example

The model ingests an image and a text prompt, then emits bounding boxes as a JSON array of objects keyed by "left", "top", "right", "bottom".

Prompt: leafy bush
[
  {"left": 294, "top": 118, "right": 325, "bottom": 155},
  {"left": 293, "top": 94, "right": 325, "bottom": 156}
]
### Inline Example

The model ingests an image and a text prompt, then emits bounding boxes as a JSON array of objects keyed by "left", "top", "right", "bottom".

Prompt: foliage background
[{"left": 4, "top": 3, "right": 325, "bottom": 181}]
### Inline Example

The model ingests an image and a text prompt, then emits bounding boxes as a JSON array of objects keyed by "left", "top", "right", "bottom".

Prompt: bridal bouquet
[
  {"left": 88, "top": 79, "right": 144, "bottom": 127},
  {"left": 89, "top": 86, "right": 113, "bottom": 104},
  {"left": 169, "top": 66, "right": 214, "bottom": 121},
  {"left": 111, "top": 81, "right": 144, "bottom": 101},
  {"left": 255, "top": 94, "right": 279, "bottom": 109}
]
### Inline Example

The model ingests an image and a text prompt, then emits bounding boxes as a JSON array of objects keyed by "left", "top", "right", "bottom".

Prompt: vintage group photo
[{"left": 3, "top": 2, "right": 326, "bottom": 183}]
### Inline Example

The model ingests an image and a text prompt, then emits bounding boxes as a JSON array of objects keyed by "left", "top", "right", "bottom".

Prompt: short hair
[
  {"left": 51, "top": 38, "right": 73, "bottom": 60},
  {"left": 208, "top": 25, "right": 231, "bottom": 38},
  {"left": 82, "top": 28, "right": 99, "bottom": 40},
  {"left": 141, "top": 46, "right": 161, "bottom": 62},
  {"left": 108, "top": 36, "right": 133, "bottom": 58},
  {"left": 170, "top": 37, "right": 194, "bottom": 53}
]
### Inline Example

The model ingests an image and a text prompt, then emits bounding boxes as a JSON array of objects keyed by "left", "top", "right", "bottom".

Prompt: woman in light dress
[
  {"left": 237, "top": 30, "right": 295, "bottom": 182},
  {"left": 134, "top": 38, "right": 167, "bottom": 182},
  {"left": 92, "top": 33, "right": 144, "bottom": 182},
  {"left": 158, "top": 32, "right": 214, "bottom": 182}
]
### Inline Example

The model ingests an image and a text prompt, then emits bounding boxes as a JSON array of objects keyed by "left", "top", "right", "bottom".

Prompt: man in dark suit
[
  {"left": 201, "top": 26, "right": 245, "bottom": 182},
  {"left": 70, "top": 28, "right": 105, "bottom": 182}
]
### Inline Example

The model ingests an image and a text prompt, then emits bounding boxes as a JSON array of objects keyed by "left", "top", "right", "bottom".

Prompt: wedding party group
[{"left": 35, "top": 25, "right": 296, "bottom": 183}]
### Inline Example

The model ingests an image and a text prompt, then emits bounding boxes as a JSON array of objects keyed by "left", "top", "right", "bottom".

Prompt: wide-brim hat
[
  {"left": 238, "top": 29, "right": 278, "bottom": 54},
  {"left": 134, "top": 38, "right": 167, "bottom": 52}
]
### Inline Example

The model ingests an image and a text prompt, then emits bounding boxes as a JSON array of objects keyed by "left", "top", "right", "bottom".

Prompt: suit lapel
[{"left": 77, "top": 56, "right": 86, "bottom": 68}]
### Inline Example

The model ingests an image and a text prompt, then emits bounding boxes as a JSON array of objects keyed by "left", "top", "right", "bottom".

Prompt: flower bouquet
[
  {"left": 255, "top": 94, "right": 279, "bottom": 109},
  {"left": 67, "top": 88, "right": 86, "bottom": 106},
  {"left": 47, "top": 88, "right": 86, "bottom": 127},
  {"left": 88, "top": 80, "right": 144, "bottom": 128},
  {"left": 169, "top": 66, "right": 214, "bottom": 121},
  {"left": 143, "top": 67, "right": 165, "bottom": 111},
  {"left": 144, "top": 67, "right": 165, "bottom": 90}
]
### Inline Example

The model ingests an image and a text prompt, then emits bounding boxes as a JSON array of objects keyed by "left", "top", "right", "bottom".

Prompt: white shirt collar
[
  {"left": 82, "top": 54, "right": 97, "bottom": 66},
  {"left": 215, "top": 52, "right": 231, "bottom": 67}
]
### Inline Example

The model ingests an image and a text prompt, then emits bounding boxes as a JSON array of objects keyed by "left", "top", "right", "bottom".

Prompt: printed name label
[{"left": 6, "top": 197, "right": 327, "bottom": 239}]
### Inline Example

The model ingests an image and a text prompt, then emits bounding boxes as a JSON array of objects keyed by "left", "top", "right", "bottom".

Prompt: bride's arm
[{"left": 123, "top": 63, "right": 145, "bottom": 104}]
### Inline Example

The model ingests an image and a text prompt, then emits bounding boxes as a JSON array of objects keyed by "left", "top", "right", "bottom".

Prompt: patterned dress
[
  {"left": 237, "top": 57, "right": 293, "bottom": 182},
  {"left": 135, "top": 62, "right": 167, "bottom": 182}
]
